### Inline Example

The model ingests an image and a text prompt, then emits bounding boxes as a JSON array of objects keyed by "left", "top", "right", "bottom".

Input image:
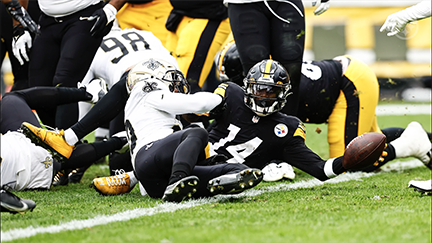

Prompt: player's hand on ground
[
  {"left": 12, "top": 26, "right": 32, "bottom": 65},
  {"left": 377, "top": 144, "right": 388, "bottom": 163}
]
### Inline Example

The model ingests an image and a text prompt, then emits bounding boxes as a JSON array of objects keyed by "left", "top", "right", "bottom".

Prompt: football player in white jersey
[
  {"left": 78, "top": 24, "right": 177, "bottom": 123},
  {"left": 77, "top": 24, "right": 180, "bottom": 177},
  {"left": 1, "top": 86, "right": 127, "bottom": 192},
  {"left": 21, "top": 57, "right": 264, "bottom": 203}
]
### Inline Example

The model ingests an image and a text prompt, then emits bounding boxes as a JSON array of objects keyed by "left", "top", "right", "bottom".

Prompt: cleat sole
[
  {"left": 207, "top": 169, "right": 264, "bottom": 195},
  {"left": 21, "top": 125, "right": 68, "bottom": 162}
]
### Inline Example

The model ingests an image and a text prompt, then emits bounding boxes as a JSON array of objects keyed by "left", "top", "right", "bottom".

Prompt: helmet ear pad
[{"left": 243, "top": 59, "right": 292, "bottom": 117}]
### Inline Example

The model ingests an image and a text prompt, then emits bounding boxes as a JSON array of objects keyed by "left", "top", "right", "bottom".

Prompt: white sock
[
  {"left": 127, "top": 171, "right": 138, "bottom": 188},
  {"left": 64, "top": 129, "right": 79, "bottom": 146}
]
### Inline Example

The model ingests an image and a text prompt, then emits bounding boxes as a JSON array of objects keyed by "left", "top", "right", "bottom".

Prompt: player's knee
[{"left": 185, "top": 127, "right": 209, "bottom": 143}]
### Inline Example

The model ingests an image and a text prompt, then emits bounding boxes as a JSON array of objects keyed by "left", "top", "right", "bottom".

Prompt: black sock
[{"left": 168, "top": 161, "right": 193, "bottom": 185}]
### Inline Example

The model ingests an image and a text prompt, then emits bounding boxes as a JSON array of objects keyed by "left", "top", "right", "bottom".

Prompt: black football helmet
[
  {"left": 244, "top": 59, "right": 292, "bottom": 116},
  {"left": 215, "top": 41, "right": 244, "bottom": 85}
]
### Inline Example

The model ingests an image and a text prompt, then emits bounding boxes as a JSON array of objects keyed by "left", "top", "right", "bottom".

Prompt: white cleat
[
  {"left": 408, "top": 179, "right": 432, "bottom": 194},
  {"left": 390, "top": 122, "right": 432, "bottom": 169}
]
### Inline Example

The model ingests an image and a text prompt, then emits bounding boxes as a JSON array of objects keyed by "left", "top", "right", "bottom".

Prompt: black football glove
[
  {"left": 88, "top": 4, "right": 117, "bottom": 38},
  {"left": 5, "top": 0, "right": 40, "bottom": 35}
]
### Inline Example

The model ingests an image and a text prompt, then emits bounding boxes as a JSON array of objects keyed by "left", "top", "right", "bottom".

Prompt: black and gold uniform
[
  {"left": 116, "top": 0, "right": 172, "bottom": 47},
  {"left": 297, "top": 55, "right": 381, "bottom": 158},
  {"left": 166, "top": 0, "right": 231, "bottom": 93},
  {"left": 208, "top": 82, "right": 346, "bottom": 181},
  {"left": 227, "top": 0, "right": 306, "bottom": 116}
]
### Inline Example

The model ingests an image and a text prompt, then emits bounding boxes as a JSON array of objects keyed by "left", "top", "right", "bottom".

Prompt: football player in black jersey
[
  {"left": 204, "top": 59, "right": 345, "bottom": 180},
  {"left": 216, "top": 45, "right": 432, "bottom": 172}
]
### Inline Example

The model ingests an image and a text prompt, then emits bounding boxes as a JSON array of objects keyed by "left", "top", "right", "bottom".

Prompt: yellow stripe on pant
[
  {"left": 116, "top": 1, "right": 173, "bottom": 48},
  {"left": 327, "top": 55, "right": 381, "bottom": 158},
  {"left": 166, "top": 16, "right": 231, "bottom": 91}
]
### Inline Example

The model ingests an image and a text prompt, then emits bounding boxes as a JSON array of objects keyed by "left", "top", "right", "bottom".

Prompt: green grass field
[{"left": 1, "top": 106, "right": 431, "bottom": 243}]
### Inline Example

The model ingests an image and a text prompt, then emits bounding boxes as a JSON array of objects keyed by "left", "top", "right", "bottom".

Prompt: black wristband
[{"left": 12, "top": 25, "right": 25, "bottom": 38}]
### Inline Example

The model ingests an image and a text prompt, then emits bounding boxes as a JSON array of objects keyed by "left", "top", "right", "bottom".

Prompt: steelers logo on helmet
[
  {"left": 126, "top": 58, "right": 190, "bottom": 94},
  {"left": 244, "top": 59, "right": 292, "bottom": 117}
]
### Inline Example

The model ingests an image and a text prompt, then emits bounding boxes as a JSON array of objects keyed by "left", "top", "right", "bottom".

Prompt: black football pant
[
  {"left": 228, "top": 0, "right": 305, "bottom": 116},
  {"left": 28, "top": 2, "right": 104, "bottom": 129},
  {"left": 134, "top": 127, "right": 250, "bottom": 199}
]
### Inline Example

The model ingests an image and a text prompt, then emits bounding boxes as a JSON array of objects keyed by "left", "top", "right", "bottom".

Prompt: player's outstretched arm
[{"left": 380, "top": 0, "right": 432, "bottom": 36}]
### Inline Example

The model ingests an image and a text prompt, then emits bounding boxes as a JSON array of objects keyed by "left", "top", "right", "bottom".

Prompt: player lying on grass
[
  {"left": 21, "top": 57, "right": 264, "bottom": 203},
  {"left": 89, "top": 59, "right": 388, "bottom": 197},
  {"left": 185, "top": 60, "right": 430, "bottom": 178},
  {"left": 1, "top": 85, "right": 127, "bottom": 191},
  {"left": 216, "top": 43, "right": 432, "bottom": 174}
]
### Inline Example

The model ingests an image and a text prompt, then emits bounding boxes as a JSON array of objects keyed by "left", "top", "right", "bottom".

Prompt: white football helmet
[{"left": 126, "top": 58, "right": 190, "bottom": 94}]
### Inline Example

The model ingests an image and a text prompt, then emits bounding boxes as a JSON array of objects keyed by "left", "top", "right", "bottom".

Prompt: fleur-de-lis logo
[
  {"left": 142, "top": 81, "right": 159, "bottom": 92},
  {"left": 143, "top": 58, "right": 161, "bottom": 71},
  {"left": 41, "top": 157, "right": 52, "bottom": 168}
]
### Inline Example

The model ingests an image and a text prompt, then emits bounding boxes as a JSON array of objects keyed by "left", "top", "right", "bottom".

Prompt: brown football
[{"left": 343, "top": 132, "right": 387, "bottom": 171}]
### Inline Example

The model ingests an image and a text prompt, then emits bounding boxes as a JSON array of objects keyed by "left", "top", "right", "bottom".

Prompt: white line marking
[
  {"left": 1, "top": 160, "right": 426, "bottom": 242},
  {"left": 376, "top": 104, "right": 431, "bottom": 116}
]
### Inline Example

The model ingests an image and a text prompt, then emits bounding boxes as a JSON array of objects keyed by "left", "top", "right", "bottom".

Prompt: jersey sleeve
[
  {"left": 282, "top": 136, "right": 345, "bottom": 181},
  {"left": 146, "top": 90, "right": 223, "bottom": 115},
  {"left": 208, "top": 82, "right": 231, "bottom": 119}
]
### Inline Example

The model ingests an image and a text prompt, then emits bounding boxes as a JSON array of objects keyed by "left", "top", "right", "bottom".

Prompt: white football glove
[
  {"left": 380, "top": 1, "right": 432, "bottom": 36},
  {"left": 12, "top": 28, "right": 32, "bottom": 65},
  {"left": 312, "top": 0, "right": 330, "bottom": 16}
]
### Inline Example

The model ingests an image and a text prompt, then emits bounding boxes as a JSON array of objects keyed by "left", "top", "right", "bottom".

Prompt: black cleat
[
  {"left": 162, "top": 176, "right": 199, "bottom": 203},
  {"left": 52, "top": 169, "right": 69, "bottom": 186},
  {"left": 1, "top": 189, "right": 36, "bottom": 214},
  {"left": 207, "top": 168, "right": 263, "bottom": 195},
  {"left": 68, "top": 166, "right": 88, "bottom": 184}
]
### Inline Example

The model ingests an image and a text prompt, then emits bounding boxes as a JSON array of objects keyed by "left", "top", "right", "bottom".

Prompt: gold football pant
[
  {"left": 166, "top": 16, "right": 231, "bottom": 92},
  {"left": 116, "top": 1, "right": 172, "bottom": 47},
  {"left": 327, "top": 56, "right": 381, "bottom": 158}
]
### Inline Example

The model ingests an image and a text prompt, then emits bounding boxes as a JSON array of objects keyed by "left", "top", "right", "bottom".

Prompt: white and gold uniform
[{"left": 1, "top": 132, "right": 54, "bottom": 191}]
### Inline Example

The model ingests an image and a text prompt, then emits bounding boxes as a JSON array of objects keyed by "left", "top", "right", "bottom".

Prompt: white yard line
[
  {"left": 1, "top": 160, "right": 426, "bottom": 242},
  {"left": 376, "top": 104, "right": 431, "bottom": 116}
]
